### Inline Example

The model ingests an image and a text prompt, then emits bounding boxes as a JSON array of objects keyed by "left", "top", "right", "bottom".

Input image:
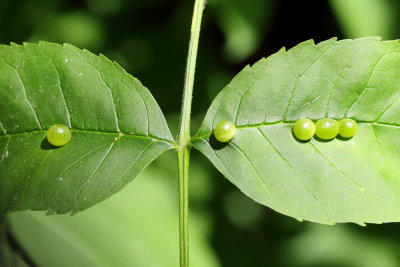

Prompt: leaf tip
[
  {"left": 9, "top": 42, "right": 21, "bottom": 48},
  {"left": 98, "top": 52, "right": 127, "bottom": 74},
  {"left": 37, "top": 40, "right": 51, "bottom": 46},
  {"left": 320, "top": 37, "right": 338, "bottom": 45},
  {"left": 69, "top": 210, "right": 80, "bottom": 216},
  {"left": 294, "top": 217, "right": 304, "bottom": 222},
  {"left": 355, "top": 222, "right": 367, "bottom": 227},
  {"left": 278, "top": 46, "right": 286, "bottom": 53},
  {"left": 371, "top": 36, "right": 383, "bottom": 42},
  {"left": 22, "top": 42, "right": 34, "bottom": 48},
  {"left": 45, "top": 209, "right": 57, "bottom": 216},
  {"left": 62, "top": 42, "right": 76, "bottom": 49}
]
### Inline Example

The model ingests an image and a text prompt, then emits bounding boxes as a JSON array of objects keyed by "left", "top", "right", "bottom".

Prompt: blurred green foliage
[
  {"left": 284, "top": 224, "right": 400, "bottom": 267},
  {"left": 208, "top": 0, "right": 275, "bottom": 63},
  {"left": 1, "top": 0, "right": 400, "bottom": 266},
  {"left": 0, "top": 226, "right": 29, "bottom": 267},
  {"left": 329, "top": 0, "right": 397, "bottom": 39},
  {"left": 7, "top": 153, "right": 219, "bottom": 267},
  {"left": 29, "top": 11, "right": 105, "bottom": 50}
]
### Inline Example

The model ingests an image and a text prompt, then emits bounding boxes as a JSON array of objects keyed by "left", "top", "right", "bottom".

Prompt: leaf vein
[
  {"left": 91, "top": 66, "right": 121, "bottom": 132},
  {"left": 375, "top": 91, "right": 400, "bottom": 121},
  {"left": 124, "top": 80, "right": 150, "bottom": 135},
  {"left": 0, "top": 135, "right": 10, "bottom": 162},
  {"left": 345, "top": 51, "right": 400, "bottom": 116},
  {"left": 51, "top": 145, "right": 109, "bottom": 196},
  {"left": 193, "top": 121, "right": 400, "bottom": 142},
  {"left": 107, "top": 141, "right": 154, "bottom": 194},
  {"left": 8, "top": 148, "right": 53, "bottom": 213},
  {"left": 0, "top": 58, "right": 42, "bottom": 128},
  {"left": 0, "top": 128, "right": 176, "bottom": 146},
  {"left": 66, "top": 49, "right": 122, "bottom": 132},
  {"left": 0, "top": 120, "right": 6, "bottom": 135},
  {"left": 309, "top": 142, "right": 364, "bottom": 189},
  {"left": 257, "top": 128, "right": 322, "bottom": 206},
  {"left": 48, "top": 56, "right": 72, "bottom": 128},
  {"left": 282, "top": 46, "right": 332, "bottom": 120},
  {"left": 234, "top": 69, "right": 257, "bottom": 125},
  {"left": 195, "top": 139, "right": 243, "bottom": 186},
  {"left": 75, "top": 142, "right": 115, "bottom": 204},
  {"left": 370, "top": 124, "right": 387, "bottom": 161},
  {"left": 324, "top": 75, "right": 343, "bottom": 117},
  {"left": 229, "top": 142, "right": 274, "bottom": 200}
]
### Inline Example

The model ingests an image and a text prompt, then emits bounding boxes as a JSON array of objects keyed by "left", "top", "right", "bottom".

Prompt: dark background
[{"left": 2, "top": 0, "right": 400, "bottom": 266}]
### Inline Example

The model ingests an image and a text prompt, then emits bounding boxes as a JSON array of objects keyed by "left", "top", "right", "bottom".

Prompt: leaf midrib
[
  {"left": 191, "top": 121, "right": 400, "bottom": 142},
  {"left": 0, "top": 128, "right": 176, "bottom": 146}
]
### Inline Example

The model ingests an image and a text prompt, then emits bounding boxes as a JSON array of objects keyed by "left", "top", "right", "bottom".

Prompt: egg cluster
[{"left": 292, "top": 118, "right": 358, "bottom": 141}]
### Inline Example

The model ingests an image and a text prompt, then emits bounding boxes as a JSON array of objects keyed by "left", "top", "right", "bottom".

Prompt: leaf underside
[
  {"left": 193, "top": 37, "right": 400, "bottom": 225},
  {"left": 0, "top": 42, "right": 174, "bottom": 220}
]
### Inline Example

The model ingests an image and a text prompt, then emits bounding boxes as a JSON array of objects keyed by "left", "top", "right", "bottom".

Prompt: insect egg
[
  {"left": 46, "top": 124, "right": 72, "bottom": 147},
  {"left": 315, "top": 118, "right": 339, "bottom": 140},
  {"left": 338, "top": 118, "right": 357, "bottom": 138},
  {"left": 292, "top": 119, "right": 315, "bottom": 141},
  {"left": 213, "top": 120, "right": 237, "bottom": 142}
]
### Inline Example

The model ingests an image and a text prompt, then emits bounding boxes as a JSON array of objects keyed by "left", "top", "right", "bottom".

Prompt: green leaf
[
  {"left": 7, "top": 154, "right": 219, "bottom": 267},
  {"left": 192, "top": 37, "right": 400, "bottom": 225},
  {"left": 0, "top": 42, "right": 175, "bottom": 220}
]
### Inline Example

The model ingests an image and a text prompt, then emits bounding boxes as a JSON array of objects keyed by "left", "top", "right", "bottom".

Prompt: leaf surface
[
  {"left": 0, "top": 42, "right": 175, "bottom": 219},
  {"left": 193, "top": 37, "right": 400, "bottom": 224}
]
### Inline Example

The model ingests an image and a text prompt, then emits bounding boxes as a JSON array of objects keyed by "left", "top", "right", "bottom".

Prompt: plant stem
[
  {"left": 177, "top": 0, "right": 205, "bottom": 266},
  {"left": 177, "top": 147, "right": 190, "bottom": 266},
  {"left": 179, "top": 0, "right": 205, "bottom": 146}
]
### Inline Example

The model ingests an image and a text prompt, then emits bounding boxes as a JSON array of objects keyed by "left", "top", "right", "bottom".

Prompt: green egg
[
  {"left": 46, "top": 124, "right": 72, "bottom": 147},
  {"left": 292, "top": 119, "right": 315, "bottom": 141},
  {"left": 339, "top": 118, "right": 358, "bottom": 138},
  {"left": 214, "top": 120, "right": 237, "bottom": 142},
  {"left": 315, "top": 118, "right": 339, "bottom": 140}
]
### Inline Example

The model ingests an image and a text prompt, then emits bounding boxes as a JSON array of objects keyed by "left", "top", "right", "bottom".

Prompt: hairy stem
[
  {"left": 177, "top": 0, "right": 205, "bottom": 266},
  {"left": 177, "top": 147, "right": 190, "bottom": 266},
  {"left": 179, "top": 0, "right": 205, "bottom": 146}
]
